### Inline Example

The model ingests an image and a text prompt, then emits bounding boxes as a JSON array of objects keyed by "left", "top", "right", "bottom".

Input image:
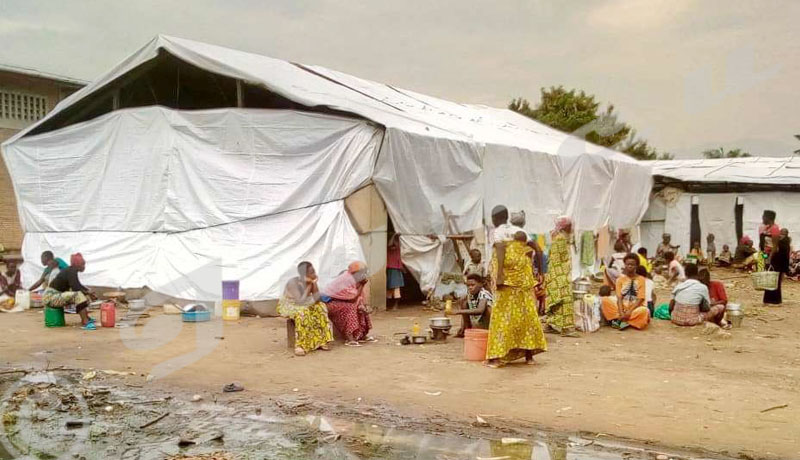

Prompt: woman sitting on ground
[
  {"left": 698, "top": 269, "right": 731, "bottom": 329},
  {"left": 669, "top": 263, "right": 727, "bottom": 328},
  {"left": 44, "top": 253, "right": 97, "bottom": 329},
  {"left": 603, "top": 253, "right": 650, "bottom": 330},
  {"left": 323, "top": 261, "right": 377, "bottom": 347},
  {"left": 1, "top": 258, "right": 22, "bottom": 299},
  {"left": 278, "top": 261, "right": 334, "bottom": 356},
  {"left": 717, "top": 244, "right": 732, "bottom": 267},
  {"left": 447, "top": 273, "right": 493, "bottom": 336},
  {"left": 733, "top": 236, "right": 757, "bottom": 269},
  {"left": 665, "top": 251, "right": 685, "bottom": 285}
]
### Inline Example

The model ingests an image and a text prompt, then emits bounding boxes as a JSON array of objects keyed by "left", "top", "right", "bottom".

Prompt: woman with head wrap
[
  {"left": 485, "top": 228, "right": 547, "bottom": 368},
  {"left": 323, "top": 261, "right": 377, "bottom": 346},
  {"left": 44, "top": 253, "right": 97, "bottom": 329},
  {"left": 278, "top": 261, "right": 334, "bottom": 356},
  {"left": 544, "top": 216, "right": 578, "bottom": 337}
]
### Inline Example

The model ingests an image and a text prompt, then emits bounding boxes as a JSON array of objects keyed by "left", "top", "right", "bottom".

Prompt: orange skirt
[{"left": 601, "top": 298, "right": 650, "bottom": 330}]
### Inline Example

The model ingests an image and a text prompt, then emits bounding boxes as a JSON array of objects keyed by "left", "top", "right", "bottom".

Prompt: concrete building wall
[{"left": 0, "top": 69, "right": 83, "bottom": 250}]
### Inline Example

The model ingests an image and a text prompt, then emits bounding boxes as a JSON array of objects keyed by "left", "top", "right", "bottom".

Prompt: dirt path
[{"left": 2, "top": 270, "right": 799, "bottom": 459}]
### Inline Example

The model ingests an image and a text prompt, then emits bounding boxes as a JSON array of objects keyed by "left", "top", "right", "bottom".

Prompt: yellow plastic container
[{"left": 222, "top": 299, "right": 241, "bottom": 321}]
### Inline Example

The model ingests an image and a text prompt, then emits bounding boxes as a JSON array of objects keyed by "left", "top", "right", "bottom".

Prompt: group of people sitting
[
  {"left": 2, "top": 251, "right": 99, "bottom": 329},
  {"left": 277, "top": 260, "right": 377, "bottom": 356}
]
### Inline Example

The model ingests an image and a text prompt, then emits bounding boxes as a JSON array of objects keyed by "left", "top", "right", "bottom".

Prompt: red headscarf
[{"left": 70, "top": 253, "right": 85, "bottom": 267}]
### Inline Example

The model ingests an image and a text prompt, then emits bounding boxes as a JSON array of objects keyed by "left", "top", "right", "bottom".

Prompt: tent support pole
[{"left": 236, "top": 80, "right": 244, "bottom": 107}]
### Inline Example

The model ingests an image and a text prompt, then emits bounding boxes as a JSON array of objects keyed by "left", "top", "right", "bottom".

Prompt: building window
[{"left": 0, "top": 91, "right": 48, "bottom": 121}]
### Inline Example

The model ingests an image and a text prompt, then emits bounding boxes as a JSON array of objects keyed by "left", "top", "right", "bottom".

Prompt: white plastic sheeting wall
[
  {"left": 5, "top": 107, "right": 381, "bottom": 300},
  {"left": 644, "top": 190, "right": 800, "bottom": 257}
]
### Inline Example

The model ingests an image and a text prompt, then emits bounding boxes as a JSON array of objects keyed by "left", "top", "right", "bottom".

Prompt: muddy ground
[{"left": 1, "top": 268, "right": 798, "bottom": 459}]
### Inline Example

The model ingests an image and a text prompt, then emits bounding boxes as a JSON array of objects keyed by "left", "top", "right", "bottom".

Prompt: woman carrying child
[{"left": 485, "top": 230, "right": 547, "bottom": 368}]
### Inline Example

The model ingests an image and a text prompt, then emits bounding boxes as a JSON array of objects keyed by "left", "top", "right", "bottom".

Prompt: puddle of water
[{"left": 0, "top": 373, "right": 729, "bottom": 460}]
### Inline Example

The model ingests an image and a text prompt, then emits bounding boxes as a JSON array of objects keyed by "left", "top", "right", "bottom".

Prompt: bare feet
[{"left": 294, "top": 347, "right": 306, "bottom": 356}]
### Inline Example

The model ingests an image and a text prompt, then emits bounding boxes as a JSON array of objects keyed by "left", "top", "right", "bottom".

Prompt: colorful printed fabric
[
  {"left": 671, "top": 302, "right": 725, "bottom": 327},
  {"left": 43, "top": 288, "right": 88, "bottom": 309},
  {"left": 544, "top": 232, "right": 575, "bottom": 333},
  {"left": 486, "top": 241, "right": 547, "bottom": 361},
  {"left": 580, "top": 231, "right": 595, "bottom": 268},
  {"left": 327, "top": 298, "right": 372, "bottom": 341},
  {"left": 277, "top": 299, "right": 334, "bottom": 352}
]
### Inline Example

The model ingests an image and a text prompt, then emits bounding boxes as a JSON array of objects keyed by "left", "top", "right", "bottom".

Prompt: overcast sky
[{"left": 1, "top": 0, "right": 797, "bottom": 157}]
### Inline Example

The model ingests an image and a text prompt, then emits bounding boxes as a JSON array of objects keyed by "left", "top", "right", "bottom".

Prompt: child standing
[
  {"left": 463, "top": 249, "right": 486, "bottom": 278},
  {"left": 386, "top": 234, "right": 404, "bottom": 310},
  {"left": 706, "top": 234, "right": 717, "bottom": 266}
]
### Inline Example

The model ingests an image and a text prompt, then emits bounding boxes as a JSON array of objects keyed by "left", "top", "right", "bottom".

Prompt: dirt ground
[{"left": 2, "top": 268, "right": 799, "bottom": 460}]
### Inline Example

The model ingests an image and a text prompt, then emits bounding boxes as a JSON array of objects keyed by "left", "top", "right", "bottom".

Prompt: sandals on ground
[
  {"left": 294, "top": 347, "right": 306, "bottom": 356},
  {"left": 344, "top": 341, "right": 362, "bottom": 347},
  {"left": 360, "top": 336, "right": 379, "bottom": 343}
]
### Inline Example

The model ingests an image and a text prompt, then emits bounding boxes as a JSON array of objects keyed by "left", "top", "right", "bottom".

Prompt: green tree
[
  {"left": 619, "top": 134, "right": 674, "bottom": 161},
  {"left": 702, "top": 147, "right": 751, "bottom": 159},
  {"left": 509, "top": 86, "right": 668, "bottom": 160}
]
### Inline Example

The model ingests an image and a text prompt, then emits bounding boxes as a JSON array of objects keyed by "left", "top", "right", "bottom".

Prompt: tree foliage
[
  {"left": 702, "top": 147, "right": 751, "bottom": 159},
  {"left": 509, "top": 86, "right": 669, "bottom": 161}
]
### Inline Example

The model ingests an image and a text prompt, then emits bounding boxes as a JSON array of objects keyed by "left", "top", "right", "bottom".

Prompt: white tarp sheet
[
  {"left": 644, "top": 191, "right": 800, "bottom": 256},
  {"left": 6, "top": 107, "right": 379, "bottom": 300},
  {"left": 651, "top": 157, "right": 800, "bottom": 185},
  {"left": 3, "top": 35, "right": 655, "bottom": 294}
]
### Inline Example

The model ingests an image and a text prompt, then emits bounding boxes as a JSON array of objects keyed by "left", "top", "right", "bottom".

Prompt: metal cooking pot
[
  {"left": 411, "top": 335, "right": 427, "bottom": 344},
  {"left": 429, "top": 317, "right": 452, "bottom": 328},
  {"left": 574, "top": 279, "right": 592, "bottom": 291},
  {"left": 726, "top": 303, "right": 742, "bottom": 312},
  {"left": 726, "top": 309, "right": 744, "bottom": 328}
]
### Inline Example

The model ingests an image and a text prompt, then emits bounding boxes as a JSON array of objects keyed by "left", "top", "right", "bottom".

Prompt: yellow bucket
[{"left": 222, "top": 299, "right": 241, "bottom": 321}]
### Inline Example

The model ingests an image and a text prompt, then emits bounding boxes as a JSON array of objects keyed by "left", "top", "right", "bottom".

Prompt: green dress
[{"left": 545, "top": 232, "right": 575, "bottom": 333}]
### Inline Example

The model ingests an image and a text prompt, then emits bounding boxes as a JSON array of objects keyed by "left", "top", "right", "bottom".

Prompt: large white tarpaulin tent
[
  {"left": 2, "top": 35, "right": 652, "bottom": 301},
  {"left": 642, "top": 157, "right": 800, "bottom": 256}
]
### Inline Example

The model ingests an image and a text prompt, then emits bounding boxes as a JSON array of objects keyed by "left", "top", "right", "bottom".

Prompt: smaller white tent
[{"left": 642, "top": 157, "right": 800, "bottom": 256}]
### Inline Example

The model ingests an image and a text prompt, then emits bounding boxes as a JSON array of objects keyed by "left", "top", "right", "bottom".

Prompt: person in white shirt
[
  {"left": 637, "top": 265, "right": 656, "bottom": 316},
  {"left": 665, "top": 251, "right": 685, "bottom": 285},
  {"left": 669, "top": 263, "right": 725, "bottom": 327}
]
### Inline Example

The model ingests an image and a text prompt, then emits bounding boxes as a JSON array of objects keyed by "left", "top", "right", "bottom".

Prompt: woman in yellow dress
[
  {"left": 277, "top": 261, "right": 334, "bottom": 356},
  {"left": 486, "top": 231, "right": 548, "bottom": 368},
  {"left": 544, "top": 216, "right": 578, "bottom": 336}
]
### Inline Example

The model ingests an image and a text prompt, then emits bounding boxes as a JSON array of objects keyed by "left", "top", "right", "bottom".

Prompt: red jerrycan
[{"left": 100, "top": 302, "right": 116, "bottom": 328}]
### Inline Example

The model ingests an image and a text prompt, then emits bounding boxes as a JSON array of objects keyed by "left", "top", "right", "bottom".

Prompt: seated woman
[
  {"left": 689, "top": 241, "right": 706, "bottom": 264},
  {"left": 1, "top": 258, "right": 22, "bottom": 299},
  {"left": 699, "top": 269, "right": 731, "bottom": 329},
  {"left": 733, "top": 236, "right": 757, "bottom": 269},
  {"left": 665, "top": 251, "right": 685, "bottom": 285},
  {"left": 604, "top": 253, "right": 650, "bottom": 330},
  {"left": 278, "top": 261, "right": 334, "bottom": 356},
  {"left": 669, "top": 264, "right": 726, "bottom": 327},
  {"left": 44, "top": 253, "right": 96, "bottom": 329},
  {"left": 447, "top": 273, "right": 493, "bottom": 336},
  {"left": 716, "top": 244, "right": 733, "bottom": 267},
  {"left": 323, "top": 261, "right": 376, "bottom": 347},
  {"left": 29, "top": 251, "right": 69, "bottom": 291}
]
